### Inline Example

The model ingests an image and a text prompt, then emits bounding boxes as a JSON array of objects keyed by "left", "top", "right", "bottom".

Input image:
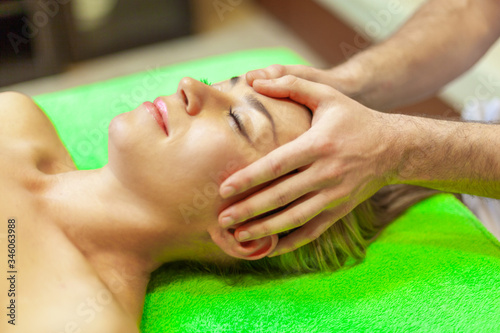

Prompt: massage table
[{"left": 34, "top": 48, "right": 500, "bottom": 332}]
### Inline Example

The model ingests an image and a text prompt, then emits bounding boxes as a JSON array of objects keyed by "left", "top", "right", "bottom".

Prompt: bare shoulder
[
  {"left": 0, "top": 91, "right": 75, "bottom": 172},
  {"left": 0, "top": 212, "right": 140, "bottom": 333},
  {"left": 0, "top": 91, "right": 60, "bottom": 146}
]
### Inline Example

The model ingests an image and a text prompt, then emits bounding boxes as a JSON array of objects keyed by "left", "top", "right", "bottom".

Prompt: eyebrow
[
  {"left": 244, "top": 94, "right": 277, "bottom": 145},
  {"left": 228, "top": 76, "right": 278, "bottom": 145}
]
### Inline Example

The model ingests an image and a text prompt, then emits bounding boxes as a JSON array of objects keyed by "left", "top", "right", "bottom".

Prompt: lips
[
  {"left": 143, "top": 99, "right": 169, "bottom": 136},
  {"left": 154, "top": 97, "right": 169, "bottom": 136}
]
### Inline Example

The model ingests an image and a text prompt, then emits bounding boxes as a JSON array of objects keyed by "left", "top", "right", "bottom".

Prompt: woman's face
[{"left": 107, "top": 76, "right": 311, "bottom": 238}]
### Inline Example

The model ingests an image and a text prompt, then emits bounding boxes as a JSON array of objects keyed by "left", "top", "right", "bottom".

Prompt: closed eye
[
  {"left": 228, "top": 106, "right": 252, "bottom": 145},
  {"left": 229, "top": 106, "right": 243, "bottom": 132}
]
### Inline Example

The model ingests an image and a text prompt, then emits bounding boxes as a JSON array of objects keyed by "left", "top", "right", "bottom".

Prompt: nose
[{"left": 177, "top": 77, "right": 225, "bottom": 116}]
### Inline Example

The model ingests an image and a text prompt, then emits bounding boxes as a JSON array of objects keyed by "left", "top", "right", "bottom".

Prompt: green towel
[
  {"left": 141, "top": 194, "right": 500, "bottom": 332},
  {"left": 34, "top": 48, "right": 500, "bottom": 332}
]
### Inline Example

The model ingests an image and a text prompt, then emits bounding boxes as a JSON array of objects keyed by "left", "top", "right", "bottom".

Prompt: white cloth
[{"left": 461, "top": 98, "right": 500, "bottom": 241}]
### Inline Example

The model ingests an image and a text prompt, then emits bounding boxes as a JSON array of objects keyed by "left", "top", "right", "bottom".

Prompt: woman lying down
[{"left": 0, "top": 75, "right": 435, "bottom": 332}]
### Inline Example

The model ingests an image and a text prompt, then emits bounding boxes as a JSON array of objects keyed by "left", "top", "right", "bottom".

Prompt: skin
[
  {"left": 217, "top": 0, "right": 500, "bottom": 256},
  {"left": 0, "top": 77, "right": 310, "bottom": 332},
  {"left": 243, "top": 0, "right": 500, "bottom": 112}
]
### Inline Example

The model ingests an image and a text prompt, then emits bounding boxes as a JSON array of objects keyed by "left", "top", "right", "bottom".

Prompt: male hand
[
  {"left": 218, "top": 75, "right": 400, "bottom": 257},
  {"left": 245, "top": 64, "right": 365, "bottom": 102}
]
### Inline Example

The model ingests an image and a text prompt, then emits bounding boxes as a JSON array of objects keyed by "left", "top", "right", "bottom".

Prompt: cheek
[
  {"left": 165, "top": 127, "right": 252, "bottom": 224},
  {"left": 107, "top": 113, "right": 258, "bottom": 226},
  {"left": 175, "top": 126, "right": 247, "bottom": 187}
]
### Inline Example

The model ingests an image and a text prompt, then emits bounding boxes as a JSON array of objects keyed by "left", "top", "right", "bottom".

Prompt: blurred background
[
  {"left": 2, "top": 0, "right": 500, "bottom": 117},
  {"left": 0, "top": 0, "right": 327, "bottom": 95}
]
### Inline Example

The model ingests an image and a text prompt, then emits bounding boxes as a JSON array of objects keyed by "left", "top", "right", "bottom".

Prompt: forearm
[
  {"left": 389, "top": 115, "right": 500, "bottom": 198},
  {"left": 332, "top": 0, "right": 500, "bottom": 111}
]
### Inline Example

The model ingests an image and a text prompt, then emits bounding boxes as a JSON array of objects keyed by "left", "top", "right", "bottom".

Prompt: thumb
[
  {"left": 245, "top": 66, "right": 285, "bottom": 86},
  {"left": 253, "top": 75, "right": 339, "bottom": 113}
]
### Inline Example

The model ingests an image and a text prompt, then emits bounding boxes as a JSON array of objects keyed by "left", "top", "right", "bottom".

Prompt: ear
[{"left": 207, "top": 225, "right": 278, "bottom": 261}]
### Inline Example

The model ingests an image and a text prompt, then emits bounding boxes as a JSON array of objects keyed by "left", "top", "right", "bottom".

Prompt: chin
[
  {"left": 107, "top": 113, "right": 145, "bottom": 183},
  {"left": 106, "top": 114, "right": 172, "bottom": 204},
  {"left": 108, "top": 110, "right": 153, "bottom": 160},
  {"left": 108, "top": 113, "right": 132, "bottom": 152}
]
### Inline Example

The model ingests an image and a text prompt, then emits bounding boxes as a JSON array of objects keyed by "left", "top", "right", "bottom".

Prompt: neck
[{"left": 39, "top": 166, "right": 194, "bottom": 320}]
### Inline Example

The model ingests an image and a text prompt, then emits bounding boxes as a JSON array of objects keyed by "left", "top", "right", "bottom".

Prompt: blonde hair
[{"left": 172, "top": 185, "right": 439, "bottom": 277}]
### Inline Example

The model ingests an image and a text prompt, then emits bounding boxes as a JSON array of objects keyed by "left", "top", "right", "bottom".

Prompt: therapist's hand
[
  {"left": 245, "top": 64, "right": 365, "bottom": 103},
  {"left": 217, "top": 75, "right": 400, "bottom": 256}
]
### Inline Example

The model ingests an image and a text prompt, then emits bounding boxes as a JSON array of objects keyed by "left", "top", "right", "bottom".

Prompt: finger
[
  {"left": 232, "top": 190, "right": 330, "bottom": 241},
  {"left": 268, "top": 204, "right": 351, "bottom": 257},
  {"left": 219, "top": 169, "right": 318, "bottom": 226},
  {"left": 219, "top": 132, "right": 316, "bottom": 199},
  {"left": 246, "top": 64, "right": 288, "bottom": 86},
  {"left": 246, "top": 64, "right": 318, "bottom": 86},
  {"left": 252, "top": 75, "right": 338, "bottom": 112}
]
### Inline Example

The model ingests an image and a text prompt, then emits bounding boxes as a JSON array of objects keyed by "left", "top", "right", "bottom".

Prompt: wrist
[
  {"left": 328, "top": 57, "right": 372, "bottom": 101},
  {"left": 361, "top": 110, "right": 406, "bottom": 187},
  {"left": 380, "top": 113, "right": 426, "bottom": 185},
  {"left": 388, "top": 114, "right": 447, "bottom": 186},
  {"left": 330, "top": 51, "right": 391, "bottom": 110}
]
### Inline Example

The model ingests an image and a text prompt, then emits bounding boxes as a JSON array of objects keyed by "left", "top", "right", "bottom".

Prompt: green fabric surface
[
  {"left": 33, "top": 48, "right": 500, "bottom": 332},
  {"left": 143, "top": 194, "right": 500, "bottom": 333}
]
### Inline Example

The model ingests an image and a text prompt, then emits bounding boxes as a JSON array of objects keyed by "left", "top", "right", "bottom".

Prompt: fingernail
[
  {"left": 220, "top": 216, "right": 234, "bottom": 228},
  {"left": 237, "top": 231, "right": 251, "bottom": 241},
  {"left": 220, "top": 186, "right": 235, "bottom": 198}
]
